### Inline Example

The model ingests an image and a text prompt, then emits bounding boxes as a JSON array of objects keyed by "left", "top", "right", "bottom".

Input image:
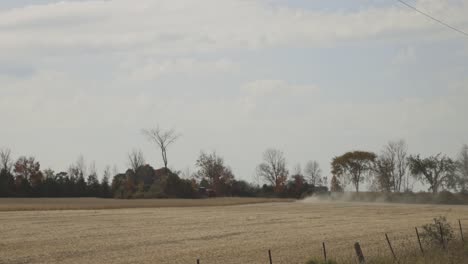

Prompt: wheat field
[{"left": 0, "top": 199, "right": 467, "bottom": 264}]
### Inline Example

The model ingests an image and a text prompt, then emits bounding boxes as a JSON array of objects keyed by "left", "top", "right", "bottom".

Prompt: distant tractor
[{"left": 198, "top": 187, "right": 216, "bottom": 198}]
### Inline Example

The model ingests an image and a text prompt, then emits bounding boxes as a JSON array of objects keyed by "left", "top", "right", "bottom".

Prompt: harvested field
[
  {"left": 1, "top": 199, "right": 467, "bottom": 264},
  {"left": 0, "top": 197, "right": 292, "bottom": 211}
]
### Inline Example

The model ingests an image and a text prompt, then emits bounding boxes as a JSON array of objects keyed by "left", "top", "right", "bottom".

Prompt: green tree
[
  {"left": 408, "top": 154, "right": 457, "bottom": 194},
  {"left": 87, "top": 174, "right": 100, "bottom": 197},
  {"left": 331, "top": 151, "right": 376, "bottom": 192},
  {"left": 101, "top": 166, "right": 112, "bottom": 198},
  {"left": 164, "top": 172, "right": 197, "bottom": 198},
  {"left": 0, "top": 169, "right": 14, "bottom": 197},
  {"left": 75, "top": 175, "right": 87, "bottom": 197}
]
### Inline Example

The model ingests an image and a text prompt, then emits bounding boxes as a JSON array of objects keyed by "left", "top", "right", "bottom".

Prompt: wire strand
[{"left": 396, "top": 0, "right": 468, "bottom": 38}]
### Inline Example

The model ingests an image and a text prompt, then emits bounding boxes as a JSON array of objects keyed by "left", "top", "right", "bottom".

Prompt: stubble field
[{"left": 0, "top": 198, "right": 467, "bottom": 264}]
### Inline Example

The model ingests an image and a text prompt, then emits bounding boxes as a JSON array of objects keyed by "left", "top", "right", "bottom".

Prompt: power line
[{"left": 396, "top": 0, "right": 468, "bottom": 38}]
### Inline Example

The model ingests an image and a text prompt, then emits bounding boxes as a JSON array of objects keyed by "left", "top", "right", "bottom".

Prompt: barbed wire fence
[{"left": 193, "top": 219, "right": 466, "bottom": 264}]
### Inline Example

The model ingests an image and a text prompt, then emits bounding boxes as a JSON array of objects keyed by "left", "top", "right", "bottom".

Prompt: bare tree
[
  {"left": 68, "top": 155, "right": 87, "bottom": 179},
  {"left": 89, "top": 161, "right": 97, "bottom": 177},
  {"left": 180, "top": 166, "right": 194, "bottom": 179},
  {"left": 256, "top": 149, "right": 288, "bottom": 192},
  {"left": 87, "top": 161, "right": 100, "bottom": 195},
  {"left": 388, "top": 140, "right": 408, "bottom": 192},
  {"left": 374, "top": 140, "right": 408, "bottom": 192},
  {"left": 293, "top": 163, "right": 302, "bottom": 176},
  {"left": 103, "top": 165, "right": 111, "bottom": 179},
  {"left": 143, "top": 126, "right": 180, "bottom": 169},
  {"left": 127, "top": 149, "right": 145, "bottom": 172},
  {"left": 112, "top": 165, "right": 119, "bottom": 177},
  {"left": 0, "top": 148, "right": 13, "bottom": 173},
  {"left": 408, "top": 154, "right": 457, "bottom": 194},
  {"left": 304, "top": 160, "right": 322, "bottom": 186},
  {"left": 456, "top": 144, "right": 468, "bottom": 192}
]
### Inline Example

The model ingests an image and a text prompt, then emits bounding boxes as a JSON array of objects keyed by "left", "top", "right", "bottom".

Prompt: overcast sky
[{"left": 0, "top": 0, "right": 467, "bottom": 189}]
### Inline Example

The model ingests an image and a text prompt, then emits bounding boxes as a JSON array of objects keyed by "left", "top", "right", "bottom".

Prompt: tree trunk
[{"left": 161, "top": 149, "right": 168, "bottom": 169}]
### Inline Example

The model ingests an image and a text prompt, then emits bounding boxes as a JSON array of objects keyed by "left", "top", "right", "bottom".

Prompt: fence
[{"left": 193, "top": 219, "right": 466, "bottom": 263}]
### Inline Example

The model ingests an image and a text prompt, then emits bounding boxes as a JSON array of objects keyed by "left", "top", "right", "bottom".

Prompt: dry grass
[
  {"left": 1, "top": 199, "right": 468, "bottom": 264},
  {"left": 310, "top": 243, "right": 468, "bottom": 264},
  {"left": 0, "top": 197, "right": 293, "bottom": 211}
]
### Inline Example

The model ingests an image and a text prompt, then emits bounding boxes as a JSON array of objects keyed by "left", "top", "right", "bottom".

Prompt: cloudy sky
[{"left": 0, "top": 0, "right": 467, "bottom": 188}]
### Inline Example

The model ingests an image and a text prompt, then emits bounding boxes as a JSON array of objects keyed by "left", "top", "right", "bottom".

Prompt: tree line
[
  {"left": 0, "top": 152, "right": 112, "bottom": 198},
  {"left": 330, "top": 140, "right": 468, "bottom": 194},
  {"left": 0, "top": 126, "right": 467, "bottom": 199}
]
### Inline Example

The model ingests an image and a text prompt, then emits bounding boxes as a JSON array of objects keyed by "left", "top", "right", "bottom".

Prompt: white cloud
[
  {"left": 127, "top": 58, "right": 237, "bottom": 81},
  {"left": 0, "top": 0, "right": 467, "bottom": 58},
  {"left": 392, "top": 46, "right": 416, "bottom": 65},
  {"left": 243, "top": 79, "right": 319, "bottom": 96},
  {"left": 240, "top": 79, "right": 320, "bottom": 115}
]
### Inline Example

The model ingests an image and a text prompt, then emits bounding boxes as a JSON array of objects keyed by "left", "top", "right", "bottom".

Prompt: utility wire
[{"left": 396, "top": 0, "right": 468, "bottom": 38}]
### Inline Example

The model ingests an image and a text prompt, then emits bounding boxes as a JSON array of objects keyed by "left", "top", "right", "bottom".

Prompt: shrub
[{"left": 421, "top": 216, "right": 455, "bottom": 246}]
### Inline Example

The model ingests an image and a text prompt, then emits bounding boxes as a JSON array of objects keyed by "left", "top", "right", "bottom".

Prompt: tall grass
[{"left": 306, "top": 233, "right": 468, "bottom": 263}]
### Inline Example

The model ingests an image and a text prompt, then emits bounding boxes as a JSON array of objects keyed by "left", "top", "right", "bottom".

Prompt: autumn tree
[
  {"left": 195, "top": 151, "right": 234, "bottom": 196},
  {"left": 257, "top": 149, "right": 288, "bottom": 193},
  {"left": 331, "top": 151, "right": 376, "bottom": 193},
  {"left": 13, "top": 156, "right": 43, "bottom": 188},
  {"left": 304, "top": 160, "right": 322, "bottom": 186},
  {"left": 408, "top": 154, "right": 457, "bottom": 194},
  {"left": 330, "top": 175, "right": 343, "bottom": 192},
  {"left": 128, "top": 149, "right": 145, "bottom": 172},
  {"left": 143, "top": 126, "right": 180, "bottom": 169}
]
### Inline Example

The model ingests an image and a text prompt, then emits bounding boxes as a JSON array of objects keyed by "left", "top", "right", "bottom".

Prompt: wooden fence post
[
  {"left": 385, "top": 233, "right": 399, "bottom": 263},
  {"left": 438, "top": 222, "right": 446, "bottom": 250},
  {"left": 415, "top": 227, "right": 424, "bottom": 255},
  {"left": 268, "top": 249, "right": 273, "bottom": 264},
  {"left": 322, "top": 242, "right": 327, "bottom": 262},
  {"left": 354, "top": 242, "right": 365, "bottom": 264},
  {"left": 459, "top": 220, "right": 464, "bottom": 242}
]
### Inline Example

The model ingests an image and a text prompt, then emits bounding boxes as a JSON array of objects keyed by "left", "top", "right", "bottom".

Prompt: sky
[{"left": 0, "top": 0, "right": 467, "bottom": 190}]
